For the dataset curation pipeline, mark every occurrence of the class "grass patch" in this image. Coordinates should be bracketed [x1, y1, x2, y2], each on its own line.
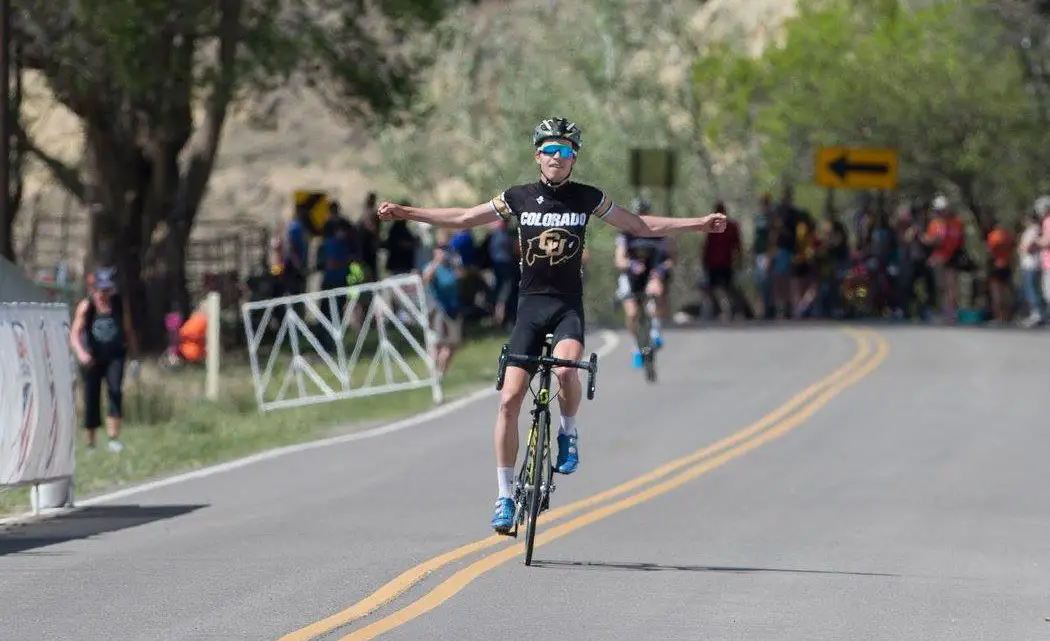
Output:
[0, 333, 508, 517]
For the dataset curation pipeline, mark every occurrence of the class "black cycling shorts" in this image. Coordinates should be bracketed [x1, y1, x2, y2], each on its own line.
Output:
[506, 293, 585, 375]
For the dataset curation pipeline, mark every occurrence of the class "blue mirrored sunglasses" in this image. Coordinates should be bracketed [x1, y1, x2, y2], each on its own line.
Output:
[539, 144, 576, 159]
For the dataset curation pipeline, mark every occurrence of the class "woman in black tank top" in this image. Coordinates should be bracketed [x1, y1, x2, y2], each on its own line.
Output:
[69, 268, 139, 452]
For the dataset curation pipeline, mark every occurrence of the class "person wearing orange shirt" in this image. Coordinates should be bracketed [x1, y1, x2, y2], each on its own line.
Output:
[923, 195, 966, 320]
[178, 309, 208, 363]
[985, 219, 1014, 323]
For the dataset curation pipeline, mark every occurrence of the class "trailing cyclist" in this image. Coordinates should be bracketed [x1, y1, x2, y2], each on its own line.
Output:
[376, 117, 727, 534]
[614, 197, 674, 368]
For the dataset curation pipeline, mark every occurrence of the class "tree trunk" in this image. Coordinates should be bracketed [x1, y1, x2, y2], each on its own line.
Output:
[159, 225, 191, 317]
[143, 139, 192, 333]
[84, 125, 171, 351]
[0, 201, 12, 261]
[1, 40, 23, 263]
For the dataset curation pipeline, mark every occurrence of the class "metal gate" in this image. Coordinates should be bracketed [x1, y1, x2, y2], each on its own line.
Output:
[241, 274, 444, 412]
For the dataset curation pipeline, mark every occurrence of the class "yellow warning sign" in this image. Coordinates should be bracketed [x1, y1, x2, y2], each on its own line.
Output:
[814, 147, 898, 190]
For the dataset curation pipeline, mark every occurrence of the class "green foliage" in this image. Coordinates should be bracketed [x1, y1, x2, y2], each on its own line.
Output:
[371, 0, 720, 204]
[693, 0, 1049, 216]
[15, 0, 460, 344]
[19, 0, 455, 131]
[368, 0, 731, 323]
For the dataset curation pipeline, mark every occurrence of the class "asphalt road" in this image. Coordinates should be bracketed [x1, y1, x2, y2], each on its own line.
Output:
[1, 325, 1047, 641]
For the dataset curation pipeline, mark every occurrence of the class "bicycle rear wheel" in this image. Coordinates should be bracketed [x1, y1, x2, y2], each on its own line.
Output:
[524, 407, 549, 566]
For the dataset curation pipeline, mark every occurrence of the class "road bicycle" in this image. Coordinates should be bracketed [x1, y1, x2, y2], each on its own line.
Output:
[495, 333, 598, 566]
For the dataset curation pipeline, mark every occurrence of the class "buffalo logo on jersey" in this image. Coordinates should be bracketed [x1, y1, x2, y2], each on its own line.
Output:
[525, 228, 582, 266]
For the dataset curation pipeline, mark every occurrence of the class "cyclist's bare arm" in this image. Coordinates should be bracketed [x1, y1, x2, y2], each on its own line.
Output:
[378, 201, 500, 229]
[602, 204, 726, 236]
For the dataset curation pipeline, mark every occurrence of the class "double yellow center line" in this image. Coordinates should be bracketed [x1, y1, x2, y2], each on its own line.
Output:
[280, 327, 889, 641]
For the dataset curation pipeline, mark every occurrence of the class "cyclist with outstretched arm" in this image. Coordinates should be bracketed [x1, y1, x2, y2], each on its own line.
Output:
[377, 117, 727, 534]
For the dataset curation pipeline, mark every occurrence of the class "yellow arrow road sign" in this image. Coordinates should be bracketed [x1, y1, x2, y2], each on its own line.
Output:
[814, 147, 898, 190]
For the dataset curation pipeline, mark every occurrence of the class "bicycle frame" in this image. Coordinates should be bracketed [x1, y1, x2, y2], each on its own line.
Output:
[624, 291, 658, 382]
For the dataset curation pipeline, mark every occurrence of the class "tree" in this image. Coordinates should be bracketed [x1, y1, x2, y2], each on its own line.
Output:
[0, 36, 25, 263]
[992, 0, 1050, 127]
[15, 0, 453, 346]
[692, 0, 1048, 216]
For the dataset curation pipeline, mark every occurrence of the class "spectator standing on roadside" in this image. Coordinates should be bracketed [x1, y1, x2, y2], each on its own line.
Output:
[985, 216, 1015, 324]
[1033, 196, 1050, 318]
[282, 215, 308, 296]
[924, 195, 966, 321]
[1018, 207, 1045, 327]
[68, 268, 139, 453]
[485, 217, 516, 328]
[752, 193, 776, 319]
[896, 203, 935, 320]
[318, 218, 351, 292]
[358, 192, 381, 282]
[772, 186, 805, 317]
[422, 241, 464, 376]
[384, 208, 422, 323]
[701, 201, 751, 320]
[384, 207, 420, 277]
[792, 213, 820, 317]
[816, 210, 850, 318]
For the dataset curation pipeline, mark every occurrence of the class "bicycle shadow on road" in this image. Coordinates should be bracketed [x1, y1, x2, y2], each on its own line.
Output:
[0, 504, 208, 557]
[531, 559, 898, 578]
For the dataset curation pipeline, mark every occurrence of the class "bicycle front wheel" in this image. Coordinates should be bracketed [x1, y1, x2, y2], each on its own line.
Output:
[524, 409, 548, 566]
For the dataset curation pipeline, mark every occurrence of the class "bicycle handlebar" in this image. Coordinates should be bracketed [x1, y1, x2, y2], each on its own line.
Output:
[495, 346, 599, 400]
[505, 353, 592, 371]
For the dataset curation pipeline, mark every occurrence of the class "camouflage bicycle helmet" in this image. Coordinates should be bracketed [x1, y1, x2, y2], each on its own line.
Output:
[532, 117, 583, 150]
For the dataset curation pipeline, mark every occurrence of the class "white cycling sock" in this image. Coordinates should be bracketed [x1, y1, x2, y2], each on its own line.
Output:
[559, 414, 577, 436]
[497, 467, 515, 499]
[651, 317, 662, 331]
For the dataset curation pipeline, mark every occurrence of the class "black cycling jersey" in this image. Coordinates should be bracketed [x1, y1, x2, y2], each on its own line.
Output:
[616, 233, 670, 267]
[489, 180, 614, 297]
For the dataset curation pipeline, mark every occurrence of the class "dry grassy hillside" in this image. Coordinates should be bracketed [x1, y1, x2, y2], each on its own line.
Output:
[14, 0, 796, 266]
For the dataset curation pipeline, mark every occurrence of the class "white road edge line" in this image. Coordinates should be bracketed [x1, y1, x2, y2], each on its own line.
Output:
[1, 329, 621, 523]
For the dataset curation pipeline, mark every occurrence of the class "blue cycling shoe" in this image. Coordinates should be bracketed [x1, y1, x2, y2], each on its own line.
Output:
[631, 350, 643, 368]
[651, 331, 664, 349]
[491, 497, 515, 534]
[556, 432, 579, 474]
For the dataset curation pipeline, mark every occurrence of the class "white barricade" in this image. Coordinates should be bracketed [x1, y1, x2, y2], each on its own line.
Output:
[241, 273, 444, 412]
[0, 303, 77, 509]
